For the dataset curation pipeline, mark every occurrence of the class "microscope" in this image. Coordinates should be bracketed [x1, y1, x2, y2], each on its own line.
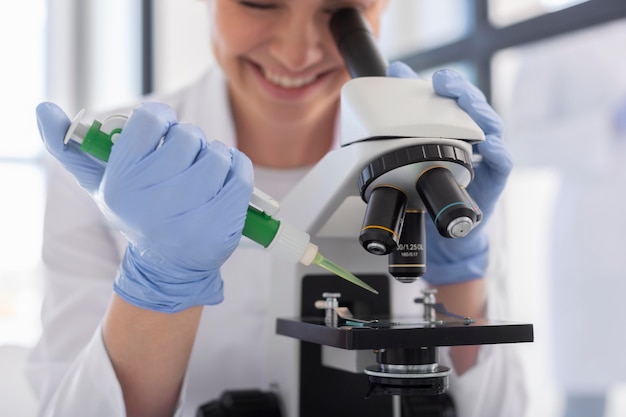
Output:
[198, 8, 533, 417]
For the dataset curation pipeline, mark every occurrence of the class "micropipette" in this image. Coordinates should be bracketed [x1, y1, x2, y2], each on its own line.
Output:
[63, 110, 378, 295]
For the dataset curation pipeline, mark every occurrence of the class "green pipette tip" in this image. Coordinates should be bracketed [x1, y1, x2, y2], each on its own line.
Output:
[312, 252, 379, 295]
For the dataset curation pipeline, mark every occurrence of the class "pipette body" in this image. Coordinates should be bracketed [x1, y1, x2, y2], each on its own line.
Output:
[63, 111, 378, 294]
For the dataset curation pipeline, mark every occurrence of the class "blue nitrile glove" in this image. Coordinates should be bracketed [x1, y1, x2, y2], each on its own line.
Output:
[387, 61, 513, 285]
[39, 101, 254, 312]
[36, 102, 106, 193]
[98, 102, 254, 312]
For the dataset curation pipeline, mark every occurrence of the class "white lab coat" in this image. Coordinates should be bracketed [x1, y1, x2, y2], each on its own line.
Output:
[26, 66, 527, 417]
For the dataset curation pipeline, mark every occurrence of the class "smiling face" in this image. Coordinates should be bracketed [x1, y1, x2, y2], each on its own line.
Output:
[207, 0, 388, 126]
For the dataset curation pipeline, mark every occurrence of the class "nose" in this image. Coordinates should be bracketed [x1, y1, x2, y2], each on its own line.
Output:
[268, 14, 324, 72]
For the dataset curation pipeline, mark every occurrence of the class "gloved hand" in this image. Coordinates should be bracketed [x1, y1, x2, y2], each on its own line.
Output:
[39, 101, 254, 312]
[36, 102, 106, 194]
[387, 61, 513, 285]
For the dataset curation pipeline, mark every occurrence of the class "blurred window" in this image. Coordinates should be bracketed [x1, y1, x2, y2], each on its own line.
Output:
[89, 0, 142, 112]
[0, 0, 142, 347]
[380, 0, 473, 59]
[0, 1, 47, 346]
[393, 2, 626, 415]
[489, 0, 590, 27]
[491, 20, 626, 416]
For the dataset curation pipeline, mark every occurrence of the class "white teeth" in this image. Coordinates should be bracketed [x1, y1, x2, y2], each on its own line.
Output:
[263, 69, 316, 88]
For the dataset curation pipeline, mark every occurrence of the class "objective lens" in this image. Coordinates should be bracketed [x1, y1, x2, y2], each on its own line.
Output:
[389, 210, 425, 283]
[359, 186, 407, 255]
[416, 167, 477, 238]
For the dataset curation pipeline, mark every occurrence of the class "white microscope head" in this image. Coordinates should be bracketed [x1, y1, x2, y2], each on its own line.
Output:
[339, 76, 485, 147]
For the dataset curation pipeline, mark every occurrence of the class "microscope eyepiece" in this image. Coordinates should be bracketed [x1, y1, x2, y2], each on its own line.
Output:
[329, 8, 388, 78]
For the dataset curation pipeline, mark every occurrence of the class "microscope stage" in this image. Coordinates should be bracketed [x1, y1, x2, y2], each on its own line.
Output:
[276, 316, 534, 349]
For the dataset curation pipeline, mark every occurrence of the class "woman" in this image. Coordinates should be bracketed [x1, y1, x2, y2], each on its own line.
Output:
[29, 1, 522, 416]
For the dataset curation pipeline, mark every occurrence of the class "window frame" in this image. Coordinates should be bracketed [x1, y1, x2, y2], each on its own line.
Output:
[391, 0, 626, 100]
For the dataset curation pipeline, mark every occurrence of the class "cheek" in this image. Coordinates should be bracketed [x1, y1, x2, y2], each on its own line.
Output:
[215, 26, 277, 68]
[211, 19, 246, 58]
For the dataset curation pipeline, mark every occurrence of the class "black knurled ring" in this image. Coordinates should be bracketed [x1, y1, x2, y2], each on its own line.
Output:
[358, 143, 473, 195]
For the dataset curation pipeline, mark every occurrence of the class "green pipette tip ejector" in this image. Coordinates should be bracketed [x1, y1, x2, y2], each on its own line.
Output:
[64, 111, 379, 295]
[312, 252, 378, 295]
